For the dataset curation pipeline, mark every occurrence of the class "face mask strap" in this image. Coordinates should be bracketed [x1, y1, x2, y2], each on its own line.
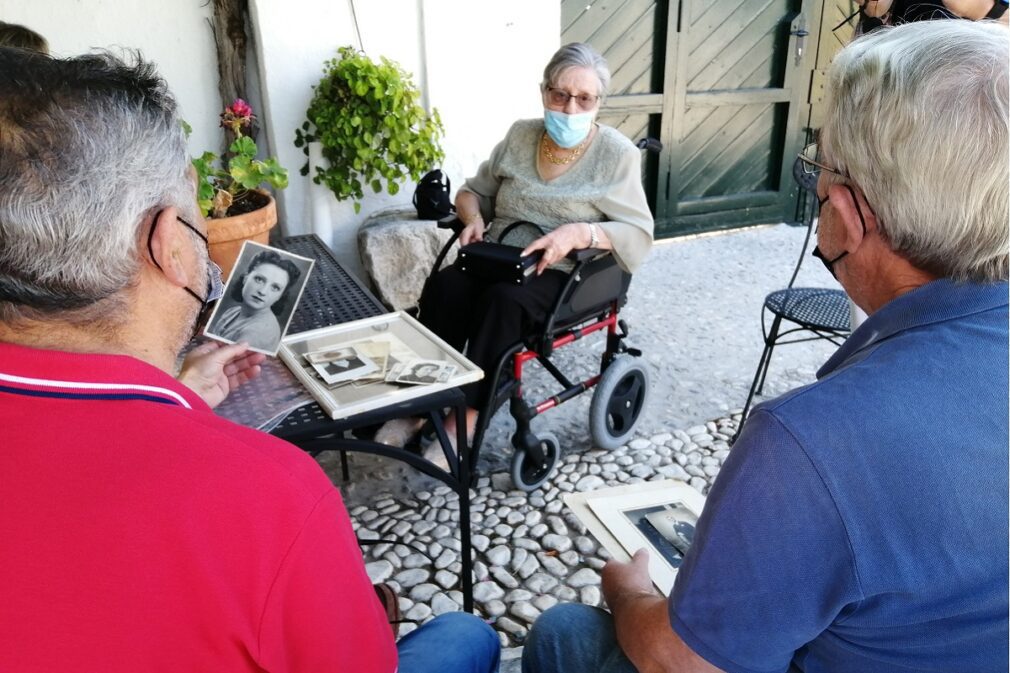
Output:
[812, 185, 869, 279]
[146, 210, 216, 306]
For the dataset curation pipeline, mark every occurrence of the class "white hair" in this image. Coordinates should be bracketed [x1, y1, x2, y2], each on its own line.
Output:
[0, 49, 196, 324]
[821, 20, 1009, 283]
[541, 42, 612, 99]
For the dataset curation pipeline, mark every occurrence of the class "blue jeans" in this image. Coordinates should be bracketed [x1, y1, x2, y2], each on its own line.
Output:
[398, 612, 501, 673]
[522, 604, 638, 673]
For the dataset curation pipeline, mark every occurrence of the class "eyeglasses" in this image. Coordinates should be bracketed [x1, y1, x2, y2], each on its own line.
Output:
[545, 87, 600, 112]
[798, 143, 845, 177]
[177, 217, 225, 304]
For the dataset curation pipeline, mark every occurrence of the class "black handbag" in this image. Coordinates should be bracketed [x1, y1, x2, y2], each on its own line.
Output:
[455, 241, 543, 285]
[413, 169, 454, 220]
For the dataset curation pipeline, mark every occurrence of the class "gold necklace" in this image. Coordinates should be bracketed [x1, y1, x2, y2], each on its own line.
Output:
[541, 132, 590, 165]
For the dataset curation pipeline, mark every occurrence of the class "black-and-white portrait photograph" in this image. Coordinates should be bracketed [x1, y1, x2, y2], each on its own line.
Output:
[305, 346, 379, 386]
[388, 359, 457, 386]
[623, 502, 698, 568]
[203, 241, 314, 355]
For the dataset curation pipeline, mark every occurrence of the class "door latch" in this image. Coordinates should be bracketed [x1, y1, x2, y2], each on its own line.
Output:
[791, 25, 810, 65]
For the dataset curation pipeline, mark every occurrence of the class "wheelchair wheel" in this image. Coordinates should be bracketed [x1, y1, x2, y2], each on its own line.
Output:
[589, 356, 649, 450]
[510, 432, 561, 492]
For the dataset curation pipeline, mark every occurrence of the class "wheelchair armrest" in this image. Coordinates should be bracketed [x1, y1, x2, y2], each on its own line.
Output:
[437, 215, 464, 234]
[566, 247, 608, 262]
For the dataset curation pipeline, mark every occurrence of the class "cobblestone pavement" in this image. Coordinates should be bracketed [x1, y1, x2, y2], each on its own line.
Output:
[343, 412, 741, 652]
[315, 223, 846, 656]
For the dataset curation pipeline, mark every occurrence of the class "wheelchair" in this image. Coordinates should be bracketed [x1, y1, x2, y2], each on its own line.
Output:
[422, 214, 650, 491]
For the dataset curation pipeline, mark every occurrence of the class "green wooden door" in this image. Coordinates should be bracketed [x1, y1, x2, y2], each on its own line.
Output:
[563, 0, 816, 237]
[562, 0, 668, 212]
[807, 0, 857, 131]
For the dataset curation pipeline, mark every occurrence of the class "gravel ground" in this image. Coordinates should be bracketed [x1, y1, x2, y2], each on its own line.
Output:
[314, 223, 847, 659]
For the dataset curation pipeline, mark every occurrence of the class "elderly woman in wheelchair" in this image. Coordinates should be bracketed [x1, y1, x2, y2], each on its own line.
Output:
[375, 42, 654, 488]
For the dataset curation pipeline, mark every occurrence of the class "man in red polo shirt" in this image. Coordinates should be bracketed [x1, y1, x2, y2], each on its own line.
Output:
[0, 48, 498, 673]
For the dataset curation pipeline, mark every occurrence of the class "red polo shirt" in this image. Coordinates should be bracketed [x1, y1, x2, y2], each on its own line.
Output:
[0, 342, 396, 672]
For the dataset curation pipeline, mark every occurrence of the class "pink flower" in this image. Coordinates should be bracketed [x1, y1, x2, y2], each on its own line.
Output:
[220, 99, 255, 136]
[227, 98, 253, 118]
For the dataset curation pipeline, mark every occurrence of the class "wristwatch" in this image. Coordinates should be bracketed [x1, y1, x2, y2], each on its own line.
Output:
[986, 0, 1008, 19]
[588, 222, 599, 248]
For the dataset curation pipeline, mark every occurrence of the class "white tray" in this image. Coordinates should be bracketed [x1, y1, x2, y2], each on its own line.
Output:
[279, 311, 483, 420]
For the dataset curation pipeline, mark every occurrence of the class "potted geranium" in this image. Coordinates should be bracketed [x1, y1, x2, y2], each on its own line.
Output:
[191, 99, 288, 278]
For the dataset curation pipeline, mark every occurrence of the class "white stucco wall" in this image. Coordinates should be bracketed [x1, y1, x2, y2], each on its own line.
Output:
[4, 0, 559, 279]
[0, 0, 221, 166]
[250, 0, 559, 278]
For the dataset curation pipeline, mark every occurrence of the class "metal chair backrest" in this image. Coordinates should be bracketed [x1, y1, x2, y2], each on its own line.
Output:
[784, 156, 821, 289]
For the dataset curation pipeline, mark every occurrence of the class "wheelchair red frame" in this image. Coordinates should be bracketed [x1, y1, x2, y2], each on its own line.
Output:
[424, 216, 649, 491]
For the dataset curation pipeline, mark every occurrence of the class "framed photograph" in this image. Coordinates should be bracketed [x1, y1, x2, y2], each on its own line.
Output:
[278, 311, 483, 420]
[203, 241, 314, 356]
[565, 480, 706, 595]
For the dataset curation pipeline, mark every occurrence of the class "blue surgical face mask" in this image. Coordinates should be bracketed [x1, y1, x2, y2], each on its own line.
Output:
[543, 109, 595, 148]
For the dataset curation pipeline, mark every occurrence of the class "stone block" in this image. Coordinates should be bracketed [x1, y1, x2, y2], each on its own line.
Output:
[357, 207, 458, 310]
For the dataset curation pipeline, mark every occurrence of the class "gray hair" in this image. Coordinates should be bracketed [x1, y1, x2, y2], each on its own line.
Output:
[821, 20, 1009, 283]
[0, 48, 195, 324]
[541, 42, 611, 99]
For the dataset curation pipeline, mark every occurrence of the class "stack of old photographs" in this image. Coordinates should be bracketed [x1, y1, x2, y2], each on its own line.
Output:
[278, 311, 483, 421]
[302, 335, 458, 391]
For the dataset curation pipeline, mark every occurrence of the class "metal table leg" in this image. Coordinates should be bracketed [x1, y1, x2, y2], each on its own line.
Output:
[453, 399, 474, 613]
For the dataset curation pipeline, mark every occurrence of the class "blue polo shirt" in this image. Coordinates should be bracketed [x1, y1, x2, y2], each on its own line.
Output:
[669, 280, 1009, 673]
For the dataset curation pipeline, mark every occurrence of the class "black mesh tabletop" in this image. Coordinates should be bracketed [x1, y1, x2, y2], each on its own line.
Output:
[268, 234, 388, 438]
[277, 234, 385, 332]
[765, 287, 850, 331]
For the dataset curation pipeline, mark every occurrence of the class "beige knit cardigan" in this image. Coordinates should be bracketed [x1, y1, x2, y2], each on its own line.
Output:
[458, 118, 654, 273]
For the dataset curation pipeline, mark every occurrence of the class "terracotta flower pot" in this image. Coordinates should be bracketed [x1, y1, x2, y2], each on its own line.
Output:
[207, 192, 277, 280]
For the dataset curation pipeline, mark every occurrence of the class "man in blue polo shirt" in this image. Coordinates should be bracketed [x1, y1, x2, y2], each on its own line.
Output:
[523, 19, 1008, 673]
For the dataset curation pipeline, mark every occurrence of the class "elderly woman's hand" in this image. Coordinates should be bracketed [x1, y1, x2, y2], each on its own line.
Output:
[522, 222, 591, 275]
[459, 219, 486, 246]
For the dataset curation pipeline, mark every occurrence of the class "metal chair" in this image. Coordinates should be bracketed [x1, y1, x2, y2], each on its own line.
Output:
[735, 158, 851, 437]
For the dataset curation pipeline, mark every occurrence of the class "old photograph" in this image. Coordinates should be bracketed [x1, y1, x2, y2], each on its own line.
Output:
[622, 502, 698, 568]
[305, 346, 379, 386]
[571, 480, 707, 595]
[203, 241, 314, 356]
[387, 359, 458, 386]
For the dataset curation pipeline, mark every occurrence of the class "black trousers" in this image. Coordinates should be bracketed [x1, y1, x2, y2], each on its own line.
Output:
[418, 265, 568, 408]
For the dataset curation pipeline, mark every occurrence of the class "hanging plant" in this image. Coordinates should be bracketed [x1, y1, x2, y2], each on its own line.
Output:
[294, 46, 445, 213]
